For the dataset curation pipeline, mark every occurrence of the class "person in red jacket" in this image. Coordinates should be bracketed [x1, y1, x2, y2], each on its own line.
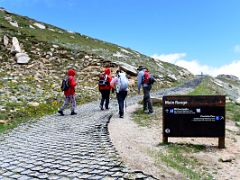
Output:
[58, 69, 77, 116]
[99, 67, 112, 110]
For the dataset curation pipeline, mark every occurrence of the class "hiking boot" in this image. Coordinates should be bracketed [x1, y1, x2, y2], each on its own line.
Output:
[148, 111, 154, 115]
[105, 107, 110, 110]
[58, 110, 64, 116]
[119, 115, 124, 118]
[144, 109, 149, 114]
[70, 111, 77, 115]
[99, 105, 104, 111]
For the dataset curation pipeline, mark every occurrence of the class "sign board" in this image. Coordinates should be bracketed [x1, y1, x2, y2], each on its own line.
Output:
[162, 96, 225, 148]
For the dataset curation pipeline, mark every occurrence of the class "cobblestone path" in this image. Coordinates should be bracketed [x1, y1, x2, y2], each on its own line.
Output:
[0, 77, 203, 179]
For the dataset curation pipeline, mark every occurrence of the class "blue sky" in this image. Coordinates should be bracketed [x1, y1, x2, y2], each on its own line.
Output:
[1, 0, 240, 77]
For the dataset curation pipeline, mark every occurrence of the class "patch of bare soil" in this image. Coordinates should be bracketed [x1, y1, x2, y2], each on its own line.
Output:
[109, 104, 240, 180]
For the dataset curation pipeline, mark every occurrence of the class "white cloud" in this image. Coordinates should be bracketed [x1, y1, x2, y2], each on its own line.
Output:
[234, 44, 240, 53]
[152, 53, 186, 64]
[151, 53, 240, 79]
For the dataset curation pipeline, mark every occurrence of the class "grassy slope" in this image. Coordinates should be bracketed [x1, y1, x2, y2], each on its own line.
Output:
[0, 9, 193, 134]
[189, 76, 240, 124]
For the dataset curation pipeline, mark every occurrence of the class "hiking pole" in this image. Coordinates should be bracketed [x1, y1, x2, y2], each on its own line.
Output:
[125, 97, 127, 110]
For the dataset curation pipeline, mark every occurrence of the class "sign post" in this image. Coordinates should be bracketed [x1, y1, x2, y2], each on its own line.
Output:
[162, 96, 225, 148]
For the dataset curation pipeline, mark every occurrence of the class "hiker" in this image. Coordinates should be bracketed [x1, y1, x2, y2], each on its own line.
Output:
[98, 67, 112, 110]
[58, 69, 77, 116]
[111, 70, 129, 118]
[137, 66, 154, 114]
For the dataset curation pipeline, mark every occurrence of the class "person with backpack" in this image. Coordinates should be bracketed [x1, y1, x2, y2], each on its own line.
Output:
[111, 70, 129, 118]
[98, 67, 112, 110]
[58, 69, 77, 116]
[137, 66, 155, 114]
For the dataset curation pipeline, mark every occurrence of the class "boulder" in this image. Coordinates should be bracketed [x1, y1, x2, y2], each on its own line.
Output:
[11, 37, 21, 54]
[15, 53, 30, 64]
[4, 16, 12, 21]
[9, 21, 18, 28]
[3, 35, 9, 47]
[113, 61, 137, 76]
[33, 23, 46, 29]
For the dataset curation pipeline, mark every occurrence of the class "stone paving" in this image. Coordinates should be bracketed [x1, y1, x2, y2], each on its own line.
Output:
[0, 77, 203, 179]
[0, 100, 158, 179]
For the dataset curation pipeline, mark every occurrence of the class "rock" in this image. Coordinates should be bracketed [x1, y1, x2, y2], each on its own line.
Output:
[15, 53, 30, 64]
[28, 102, 40, 107]
[168, 74, 177, 81]
[0, 120, 8, 125]
[9, 21, 18, 28]
[29, 25, 35, 29]
[236, 122, 240, 127]
[226, 125, 239, 132]
[151, 97, 163, 105]
[52, 45, 59, 48]
[236, 97, 240, 105]
[49, 28, 55, 32]
[47, 51, 53, 56]
[33, 23, 46, 29]
[11, 37, 21, 54]
[4, 16, 12, 21]
[3, 35, 9, 47]
[113, 61, 138, 76]
[219, 155, 235, 162]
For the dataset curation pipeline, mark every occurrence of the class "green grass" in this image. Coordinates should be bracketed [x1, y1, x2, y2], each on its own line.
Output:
[188, 76, 220, 95]
[189, 76, 240, 124]
[0, 101, 59, 133]
[226, 102, 240, 125]
[0, 93, 97, 134]
[132, 105, 160, 127]
[150, 143, 212, 180]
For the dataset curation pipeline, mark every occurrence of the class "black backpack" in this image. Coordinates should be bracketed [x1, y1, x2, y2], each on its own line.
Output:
[61, 78, 69, 91]
[98, 74, 109, 86]
[148, 75, 156, 85]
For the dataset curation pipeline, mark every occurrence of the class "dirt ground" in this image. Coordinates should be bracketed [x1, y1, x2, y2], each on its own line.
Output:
[109, 104, 240, 180]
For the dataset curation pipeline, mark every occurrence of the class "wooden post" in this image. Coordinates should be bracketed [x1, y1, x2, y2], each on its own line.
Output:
[163, 135, 168, 144]
[218, 137, 225, 149]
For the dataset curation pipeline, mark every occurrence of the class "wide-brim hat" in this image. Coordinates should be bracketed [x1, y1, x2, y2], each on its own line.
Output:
[137, 65, 145, 71]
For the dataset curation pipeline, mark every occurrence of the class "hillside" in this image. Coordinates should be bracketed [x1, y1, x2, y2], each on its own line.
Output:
[0, 8, 193, 124]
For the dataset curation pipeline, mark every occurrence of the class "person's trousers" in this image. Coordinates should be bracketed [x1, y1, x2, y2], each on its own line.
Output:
[117, 91, 128, 116]
[100, 90, 110, 109]
[59, 95, 76, 112]
[143, 87, 153, 113]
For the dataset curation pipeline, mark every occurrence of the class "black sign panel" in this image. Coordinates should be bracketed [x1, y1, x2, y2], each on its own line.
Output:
[163, 96, 225, 137]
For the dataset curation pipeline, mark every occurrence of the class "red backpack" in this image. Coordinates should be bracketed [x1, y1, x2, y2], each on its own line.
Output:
[143, 70, 150, 84]
[143, 70, 155, 85]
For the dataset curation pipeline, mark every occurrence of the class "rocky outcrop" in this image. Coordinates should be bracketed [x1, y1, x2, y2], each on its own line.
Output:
[112, 61, 137, 76]
[11, 37, 21, 54]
